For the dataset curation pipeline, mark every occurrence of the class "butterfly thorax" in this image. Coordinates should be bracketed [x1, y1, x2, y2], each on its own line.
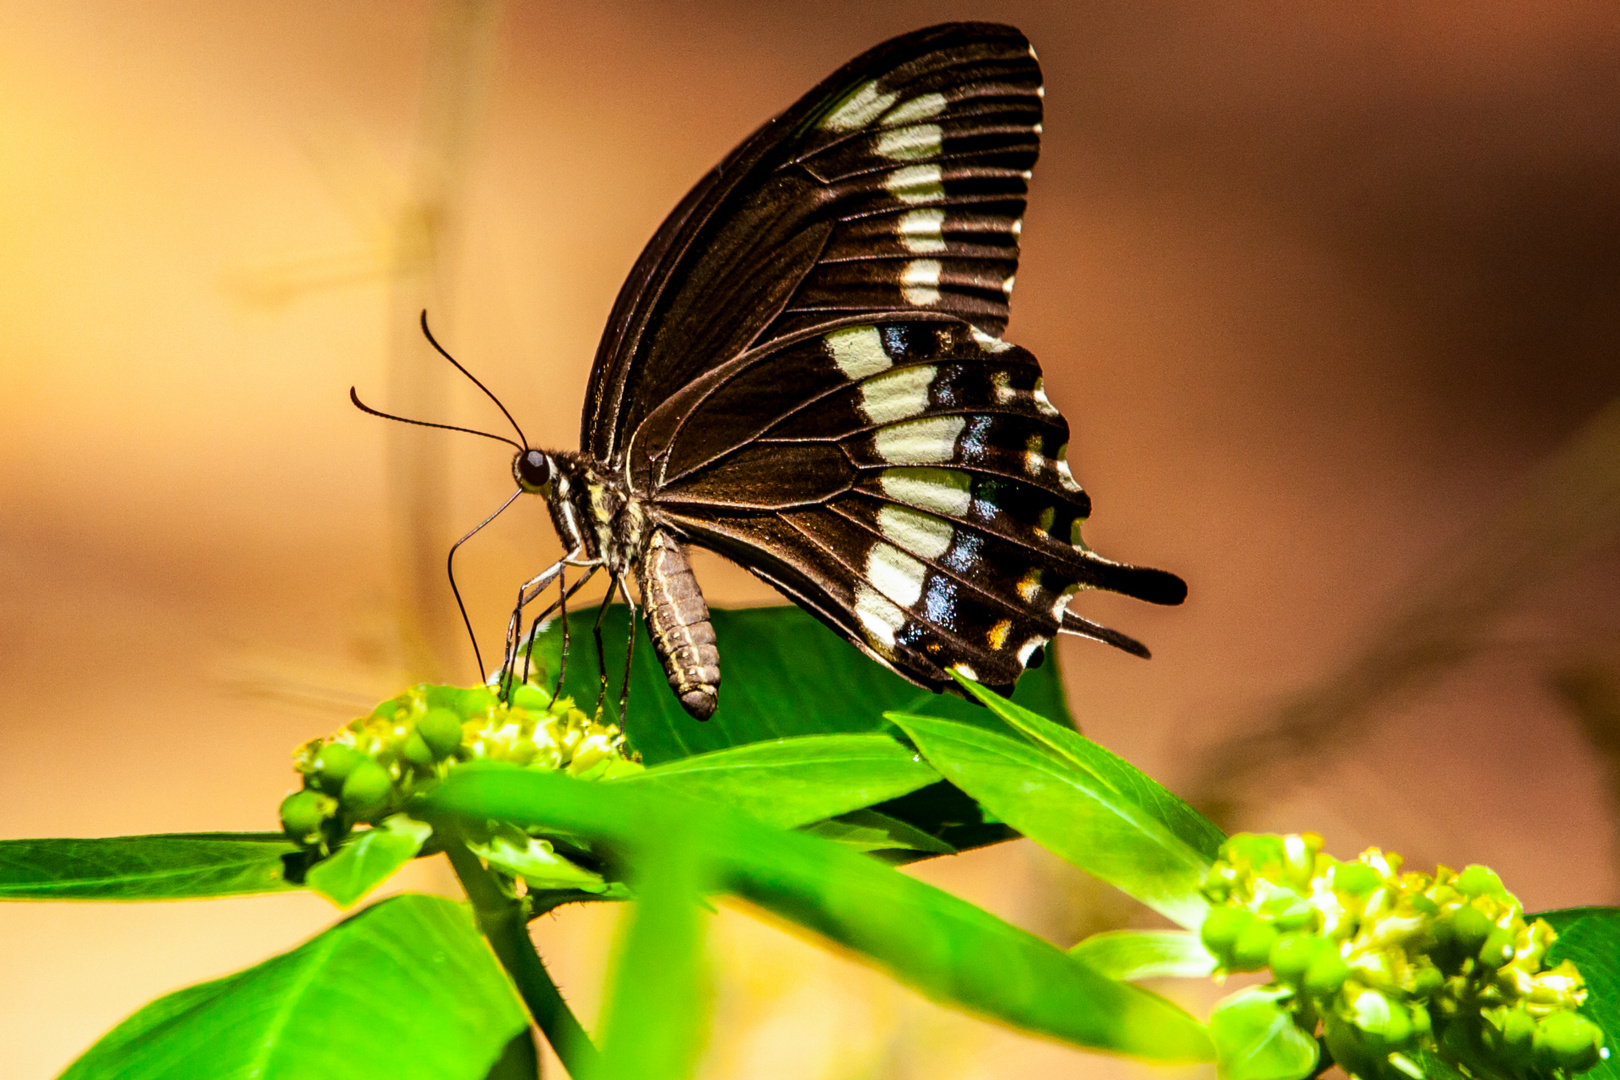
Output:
[545, 452, 649, 575]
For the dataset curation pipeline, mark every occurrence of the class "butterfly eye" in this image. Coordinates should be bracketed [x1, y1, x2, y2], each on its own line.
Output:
[514, 450, 552, 492]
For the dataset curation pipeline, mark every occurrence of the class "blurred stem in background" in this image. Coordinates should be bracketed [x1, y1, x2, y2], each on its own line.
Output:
[385, 0, 504, 681]
[1191, 396, 1620, 828]
[223, 0, 506, 687]
[1552, 666, 1620, 871]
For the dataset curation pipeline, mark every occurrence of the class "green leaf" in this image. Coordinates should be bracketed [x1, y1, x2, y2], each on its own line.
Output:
[1070, 930, 1217, 980]
[597, 827, 711, 1080]
[888, 713, 1213, 929]
[483, 1031, 539, 1080]
[531, 604, 1075, 764]
[615, 734, 940, 829]
[421, 765, 1214, 1063]
[1537, 907, 1620, 1080]
[469, 827, 607, 892]
[0, 833, 301, 900]
[306, 815, 433, 909]
[1209, 985, 1320, 1080]
[61, 893, 528, 1080]
[866, 780, 1018, 854]
[803, 809, 956, 856]
[953, 675, 1227, 861]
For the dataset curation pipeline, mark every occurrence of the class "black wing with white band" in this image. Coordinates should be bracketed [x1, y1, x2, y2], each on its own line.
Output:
[583, 23, 1041, 468]
[625, 315, 1184, 693]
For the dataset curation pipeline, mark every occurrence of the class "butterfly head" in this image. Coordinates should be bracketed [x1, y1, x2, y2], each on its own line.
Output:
[513, 448, 555, 493]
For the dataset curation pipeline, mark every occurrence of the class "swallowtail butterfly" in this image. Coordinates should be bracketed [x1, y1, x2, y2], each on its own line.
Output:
[374, 22, 1187, 721]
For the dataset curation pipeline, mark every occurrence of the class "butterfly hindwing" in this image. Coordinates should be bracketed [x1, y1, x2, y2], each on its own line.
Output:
[626, 314, 1182, 693]
[583, 23, 1042, 467]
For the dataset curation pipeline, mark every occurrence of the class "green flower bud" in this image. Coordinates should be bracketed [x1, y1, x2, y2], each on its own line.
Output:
[313, 742, 366, 793]
[1476, 924, 1515, 969]
[1409, 963, 1444, 999]
[1408, 1003, 1432, 1040]
[1534, 1012, 1604, 1072]
[1270, 902, 1318, 932]
[1304, 951, 1351, 998]
[424, 683, 462, 710]
[1231, 918, 1281, 971]
[1269, 933, 1320, 982]
[417, 707, 464, 759]
[370, 695, 409, 721]
[340, 759, 393, 817]
[1444, 904, 1494, 956]
[400, 730, 434, 769]
[456, 685, 497, 718]
[1201, 905, 1252, 959]
[1493, 1007, 1537, 1066]
[1333, 862, 1383, 896]
[1350, 987, 1415, 1050]
[1224, 833, 1288, 871]
[511, 683, 551, 713]
[279, 789, 332, 842]
[1455, 865, 1506, 899]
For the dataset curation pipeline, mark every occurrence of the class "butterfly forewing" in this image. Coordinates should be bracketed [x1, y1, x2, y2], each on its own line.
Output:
[583, 23, 1042, 466]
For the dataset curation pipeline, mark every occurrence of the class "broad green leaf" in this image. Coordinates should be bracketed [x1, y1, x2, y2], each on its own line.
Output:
[954, 676, 1227, 861]
[529, 604, 1074, 764]
[421, 765, 1214, 1063]
[889, 713, 1213, 929]
[615, 734, 939, 829]
[1537, 907, 1620, 1080]
[61, 893, 527, 1080]
[484, 1032, 540, 1080]
[867, 780, 1018, 854]
[469, 827, 607, 892]
[0, 833, 301, 900]
[803, 809, 956, 856]
[1070, 930, 1217, 980]
[1209, 985, 1320, 1080]
[597, 828, 710, 1080]
[306, 815, 433, 908]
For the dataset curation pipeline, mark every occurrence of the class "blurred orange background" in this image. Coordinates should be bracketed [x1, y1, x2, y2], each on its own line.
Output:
[4, 2, 1619, 1077]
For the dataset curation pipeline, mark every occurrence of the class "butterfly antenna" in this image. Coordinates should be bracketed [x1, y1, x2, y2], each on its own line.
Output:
[349, 387, 524, 452]
[419, 310, 530, 450]
[447, 488, 524, 683]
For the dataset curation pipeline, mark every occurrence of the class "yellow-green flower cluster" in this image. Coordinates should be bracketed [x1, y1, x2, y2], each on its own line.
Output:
[279, 681, 640, 849]
[1201, 832, 1606, 1080]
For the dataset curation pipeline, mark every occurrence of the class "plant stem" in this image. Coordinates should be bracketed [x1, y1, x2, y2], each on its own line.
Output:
[446, 841, 601, 1079]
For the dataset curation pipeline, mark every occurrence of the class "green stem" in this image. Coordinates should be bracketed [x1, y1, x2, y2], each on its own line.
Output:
[446, 841, 601, 1079]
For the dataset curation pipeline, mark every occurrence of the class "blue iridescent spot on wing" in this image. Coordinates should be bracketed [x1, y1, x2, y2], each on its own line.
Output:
[941, 529, 982, 573]
[923, 573, 960, 627]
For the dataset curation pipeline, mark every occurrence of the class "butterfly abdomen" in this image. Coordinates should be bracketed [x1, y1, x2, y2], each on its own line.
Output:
[637, 529, 720, 720]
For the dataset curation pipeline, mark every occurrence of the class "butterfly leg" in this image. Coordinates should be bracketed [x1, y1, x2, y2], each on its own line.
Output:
[615, 575, 639, 724]
[551, 569, 569, 698]
[590, 575, 619, 717]
[520, 565, 561, 687]
[500, 548, 591, 697]
[511, 563, 599, 700]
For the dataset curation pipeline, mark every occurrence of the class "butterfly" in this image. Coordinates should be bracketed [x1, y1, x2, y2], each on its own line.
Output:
[358, 22, 1185, 720]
